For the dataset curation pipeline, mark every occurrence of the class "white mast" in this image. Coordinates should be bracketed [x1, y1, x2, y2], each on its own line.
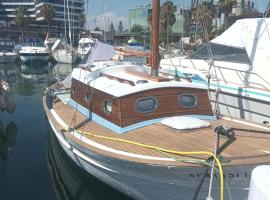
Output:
[66, 0, 72, 48]
[64, 0, 67, 39]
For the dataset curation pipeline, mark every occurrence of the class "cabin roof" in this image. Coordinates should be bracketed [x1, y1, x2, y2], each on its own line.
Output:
[72, 65, 208, 97]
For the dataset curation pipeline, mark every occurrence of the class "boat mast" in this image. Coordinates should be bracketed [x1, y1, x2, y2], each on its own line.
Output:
[151, 0, 160, 76]
[64, 0, 67, 40]
[67, 0, 72, 48]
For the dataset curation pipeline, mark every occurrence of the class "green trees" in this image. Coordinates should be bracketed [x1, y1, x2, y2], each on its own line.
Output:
[147, 1, 176, 46]
[130, 24, 144, 33]
[218, 0, 236, 28]
[118, 21, 123, 34]
[14, 6, 28, 39]
[109, 23, 115, 35]
[40, 4, 55, 33]
[160, 1, 177, 47]
[192, 2, 215, 41]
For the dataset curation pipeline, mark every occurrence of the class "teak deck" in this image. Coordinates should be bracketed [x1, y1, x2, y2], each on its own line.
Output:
[44, 97, 270, 167]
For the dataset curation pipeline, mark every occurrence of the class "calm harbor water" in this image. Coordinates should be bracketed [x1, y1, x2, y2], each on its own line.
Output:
[0, 62, 131, 200]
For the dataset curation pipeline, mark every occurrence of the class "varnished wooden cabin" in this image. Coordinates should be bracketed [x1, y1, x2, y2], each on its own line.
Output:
[70, 65, 213, 131]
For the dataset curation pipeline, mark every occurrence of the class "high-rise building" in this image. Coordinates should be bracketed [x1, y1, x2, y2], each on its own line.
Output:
[129, 4, 151, 31]
[0, 0, 85, 32]
[128, 4, 188, 34]
[0, 0, 35, 25]
[35, 0, 85, 30]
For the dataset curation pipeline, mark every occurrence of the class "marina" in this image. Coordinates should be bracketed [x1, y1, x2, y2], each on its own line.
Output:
[1, 0, 270, 199]
[1, 62, 132, 200]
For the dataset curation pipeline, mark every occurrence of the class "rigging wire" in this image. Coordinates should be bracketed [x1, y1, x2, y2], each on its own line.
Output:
[197, 3, 221, 118]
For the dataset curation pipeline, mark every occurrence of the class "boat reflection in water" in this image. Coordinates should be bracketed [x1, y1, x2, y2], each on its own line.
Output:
[46, 131, 131, 200]
[20, 63, 50, 81]
[0, 121, 17, 161]
[0, 80, 15, 113]
[51, 63, 73, 81]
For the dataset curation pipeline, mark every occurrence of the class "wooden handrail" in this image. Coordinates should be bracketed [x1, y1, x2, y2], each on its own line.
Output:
[125, 69, 170, 82]
[100, 72, 135, 86]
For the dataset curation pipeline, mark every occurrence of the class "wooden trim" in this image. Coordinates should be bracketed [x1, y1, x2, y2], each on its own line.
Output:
[125, 69, 170, 82]
[100, 72, 135, 86]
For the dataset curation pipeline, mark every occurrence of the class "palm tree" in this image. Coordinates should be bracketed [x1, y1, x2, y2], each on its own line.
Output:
[192, 2, 215, 42]
[14, 6, 28, 39]
[160, 1, 177, 48]
[218, 0, 236, 29]
[40, 4, 55, 33]
[118, 21, 123, 34]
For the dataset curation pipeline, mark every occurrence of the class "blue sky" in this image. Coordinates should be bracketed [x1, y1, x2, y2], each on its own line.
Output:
[86, 0, 269, 30]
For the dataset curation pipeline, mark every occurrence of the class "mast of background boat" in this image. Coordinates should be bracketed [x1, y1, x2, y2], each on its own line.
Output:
[66, 0, 72, 49]
[64, 0, 67, 40]
[151, 0, 160, 76]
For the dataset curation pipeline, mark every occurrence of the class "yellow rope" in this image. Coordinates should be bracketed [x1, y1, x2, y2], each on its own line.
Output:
[65, 127, 224, 200]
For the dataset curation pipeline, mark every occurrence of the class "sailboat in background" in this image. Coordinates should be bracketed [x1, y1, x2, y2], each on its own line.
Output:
[160, 18, 270, 125]
[77, 36, 95, 59]
[52, 0, 78, 64]
[43, 1, 270, 200]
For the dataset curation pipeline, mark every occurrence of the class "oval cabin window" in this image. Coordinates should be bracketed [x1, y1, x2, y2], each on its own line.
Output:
[179, 94, 197, 107]
[104, 100, 112, 113]
[137, 97, 158, 113]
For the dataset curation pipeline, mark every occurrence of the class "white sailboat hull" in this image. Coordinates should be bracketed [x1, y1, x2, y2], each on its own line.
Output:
[160, 57, 270, 124]
[19, 46, 50, 63]
[52, 49, 78, 64]
[20, 54, 50, 63]
[0, 52, 18, 63]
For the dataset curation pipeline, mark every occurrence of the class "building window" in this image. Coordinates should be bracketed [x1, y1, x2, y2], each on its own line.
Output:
[137, 97, 158, 113]
[104, 100, 112, 113]
[179, 94, 197, 108]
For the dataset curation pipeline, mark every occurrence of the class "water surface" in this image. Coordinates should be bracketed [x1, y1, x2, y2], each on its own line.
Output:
[0, 62, 129, 200]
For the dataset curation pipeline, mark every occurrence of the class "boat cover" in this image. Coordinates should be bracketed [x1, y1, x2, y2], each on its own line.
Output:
[79, 40, 116, 67]
[248, 165, 270, 200]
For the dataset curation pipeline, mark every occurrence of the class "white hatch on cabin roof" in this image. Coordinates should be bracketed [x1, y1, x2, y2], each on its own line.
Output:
[161, 116, 210, 130]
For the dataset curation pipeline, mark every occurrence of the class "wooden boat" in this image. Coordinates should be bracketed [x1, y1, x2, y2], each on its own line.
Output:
[46, 126, 132, 200]
[43, 1, 270, 199]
